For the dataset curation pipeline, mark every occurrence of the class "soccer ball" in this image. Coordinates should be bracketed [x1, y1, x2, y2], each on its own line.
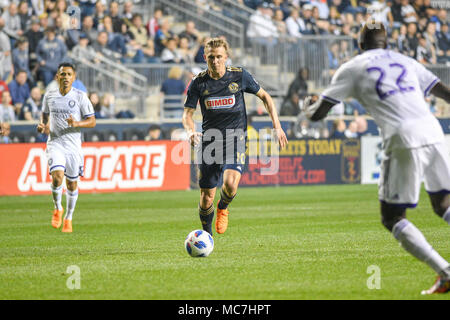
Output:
[184, 230, 214, 257]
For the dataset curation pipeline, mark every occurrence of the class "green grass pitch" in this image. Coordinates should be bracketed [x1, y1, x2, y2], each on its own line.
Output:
[0, 184, 449, 300]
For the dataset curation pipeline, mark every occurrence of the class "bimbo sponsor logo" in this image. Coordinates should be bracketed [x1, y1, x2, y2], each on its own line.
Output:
[17, 145, 167, 191]
[205, 95, 235, 109]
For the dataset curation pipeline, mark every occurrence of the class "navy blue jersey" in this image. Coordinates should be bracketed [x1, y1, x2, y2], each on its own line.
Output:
[184, 66, 260, 135]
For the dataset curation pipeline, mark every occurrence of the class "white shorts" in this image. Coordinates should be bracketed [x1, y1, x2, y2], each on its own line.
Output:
[46, 144, 84, 182]
[378, 142, 450, 208]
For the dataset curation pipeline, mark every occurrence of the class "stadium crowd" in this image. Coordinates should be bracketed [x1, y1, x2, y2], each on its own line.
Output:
[0, 0, 449, 142]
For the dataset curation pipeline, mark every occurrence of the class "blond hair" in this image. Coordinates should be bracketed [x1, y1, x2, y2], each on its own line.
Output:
[168, 66, 183, 79]
[205, 37, 231, 57]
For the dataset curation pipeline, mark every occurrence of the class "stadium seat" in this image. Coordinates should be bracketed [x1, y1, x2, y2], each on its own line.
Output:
[122, 129, 145, 141]
[10, 132, 25, 143]
[84, 130, 105, 142]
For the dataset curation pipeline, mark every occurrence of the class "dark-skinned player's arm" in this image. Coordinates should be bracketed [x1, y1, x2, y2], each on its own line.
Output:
[430, 82, 450, 104]
[255, 88, 288, 149]
[182, 107, 202, 146]
[37, 112, 50, 134]
[65, 115, 96, 128]
[301, 95, 337, 121]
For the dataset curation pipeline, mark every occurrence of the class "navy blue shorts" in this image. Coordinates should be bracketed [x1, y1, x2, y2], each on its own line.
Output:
[198, 163, 245, 189]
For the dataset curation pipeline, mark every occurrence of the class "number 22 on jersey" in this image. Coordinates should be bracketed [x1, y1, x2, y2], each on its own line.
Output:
[367, 63, 415, 100]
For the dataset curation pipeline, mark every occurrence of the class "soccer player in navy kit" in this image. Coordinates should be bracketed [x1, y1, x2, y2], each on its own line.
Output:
[183, 38, 288, 235]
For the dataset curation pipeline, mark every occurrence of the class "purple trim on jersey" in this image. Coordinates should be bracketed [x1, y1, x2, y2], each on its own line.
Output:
[379, 200, 417, 209]
[65, 173, 79, 180]
[426, 189, 450, 195]
[424, 78, 439, 97]
[84, 113, 95, 118]
[321, 95, 340, 104]
[49, 165, 65, 172]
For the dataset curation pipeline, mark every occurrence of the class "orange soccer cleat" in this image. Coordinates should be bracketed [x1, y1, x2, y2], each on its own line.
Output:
[62, 219, 72, 233]
[215, 206, 229, 234]
[51, 209, 64, 228]
[421, 277, 450, 295]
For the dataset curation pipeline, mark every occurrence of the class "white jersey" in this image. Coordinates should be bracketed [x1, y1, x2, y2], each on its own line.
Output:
[43, 87, 94, 150]
[321, 49, 443, 150]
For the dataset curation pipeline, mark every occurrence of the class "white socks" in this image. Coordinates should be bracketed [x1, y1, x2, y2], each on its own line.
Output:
[65, 189, 79, 221]
[443, 207, 450, 225]
[393, 219, 450, 277]
[51, 184, 63, 211]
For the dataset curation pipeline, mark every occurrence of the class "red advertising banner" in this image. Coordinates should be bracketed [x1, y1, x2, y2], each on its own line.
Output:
[0, 141, 190, 196]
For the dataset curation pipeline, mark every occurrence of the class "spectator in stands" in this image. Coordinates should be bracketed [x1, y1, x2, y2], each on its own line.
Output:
[54, 0, 70, 30]
[0, 121, 11, 143]
[36, 27, 68, 85]
[0, 79, 9, 97]
[8, 70, 30, 116]
[311, 0, 330, 20]
[273, 9, 288, 37]
[0, 91, 15, 122]
[160, 66, 186, 119]
[71, 33, 97, 63]
[145, 124, 163, 141]
[99, 93, 116, 119]
[161, 37, 184, 63]
[178, 21, 201, 50]
[88, 92, 104, 119]
[129, 14, 148, 47]
[122, 1, 135, 27]
[109, 1, 123, 33]
[29, 0, 45, 17]
[328, 41, 340, 76]
[436, 23, 450, 64]
[355, 116, 368, 137]
[397, 23, 409, 54]
[101, 15, 128, 58]
[415, 0, 436, 20]
[154, 18, 175, 56]
[92, 31, 123, 62]
[400, 0, 418, 24]
[328, 6, 344, 30]
[423, 22, 439, 55]
[93, 1, 107, 30]
[246, 2, 278, 41]
[79, 0, 97, 18]
[330, 119, 347, 139]
[39, 13, 49, 32]
[391, 0, 404, 25]
[0, 17, 13, 81]
[127, 12, 158, 62]
[344, 120, 358, 138]
[416, 35, 436, 65]
[178, 36, 195, 64]
[25, 17, 44, 60]
[1, 2, 22, 40]
[146, 7, 163, 39]
[12, 38, 34, 85]
[367, 0, 394, 29]
[18, 1, 31, 31]
[285, 8, 305, 39]
[388, 28, 400, 51]
[194, 36, 209, 63]
[433, 9, 447, 32]
[20, 86, 42, 120]
[280, 67, 309, 116]
[301, 4, 320, 35]
[81, 15, 99, 44]
[405, 22, 419, 57]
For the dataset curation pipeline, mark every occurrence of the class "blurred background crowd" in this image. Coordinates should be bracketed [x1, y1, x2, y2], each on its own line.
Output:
[0, 0, 448, 142]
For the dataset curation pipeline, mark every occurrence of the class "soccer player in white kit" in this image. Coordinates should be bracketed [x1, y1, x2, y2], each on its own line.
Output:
[303, 22, 450, 294]
[37, 63, 96, 233]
